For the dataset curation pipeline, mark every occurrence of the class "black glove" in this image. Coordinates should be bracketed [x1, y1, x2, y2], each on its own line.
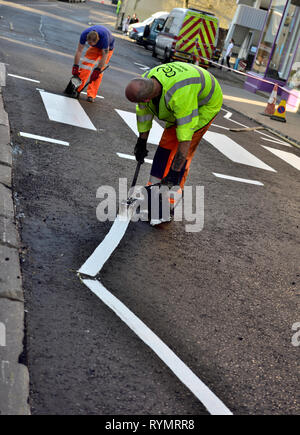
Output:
[161, 168, 181, 188]
[134, 137, 148, 164]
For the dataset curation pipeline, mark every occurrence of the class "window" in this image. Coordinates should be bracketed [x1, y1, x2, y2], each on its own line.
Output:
[252, 0, 286, 76]
[266, 2, 300, 80]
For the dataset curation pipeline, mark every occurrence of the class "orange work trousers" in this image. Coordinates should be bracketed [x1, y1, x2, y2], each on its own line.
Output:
[77, 47, 114, 98]
[149, 119, 214, 190]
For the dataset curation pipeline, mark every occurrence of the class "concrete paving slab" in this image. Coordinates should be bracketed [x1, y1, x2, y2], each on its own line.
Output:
[0, 184, 14, 219]
[0, 124, 11, 147]
[0, 245, 23, 302]
[0, 216, 19, 248]
[0, 144, 12, 167]
[0, 63, 6, 87]
[0, 96, 8, 127]
[0, 164, 11, 187]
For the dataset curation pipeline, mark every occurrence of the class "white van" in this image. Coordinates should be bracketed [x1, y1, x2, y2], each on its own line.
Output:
[153, 8, 219, 68]
[128, 11, 169, 42]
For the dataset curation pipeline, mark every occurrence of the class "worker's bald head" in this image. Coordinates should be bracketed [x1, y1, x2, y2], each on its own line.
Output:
[125, 78, 155, 103]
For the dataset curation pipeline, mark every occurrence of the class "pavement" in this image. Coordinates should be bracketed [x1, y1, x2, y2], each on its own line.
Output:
[210, 65, 300, 148]
[0, 63, 30, 415]
[0, 54, 299, 414]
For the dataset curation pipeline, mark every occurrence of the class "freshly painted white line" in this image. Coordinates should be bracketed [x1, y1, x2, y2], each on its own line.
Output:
[134, 62, 150, 70]
[39, 91, 97, 130]
[8, 73, 40, 83]
[81, 92, 104, 99]
[82, 278, 232, 416]
[260, 137, 291, 147]
[115, 109, 163, 145]
[220, 110, 290, 145]
[117, 152, 153, 164]
[78, 213, 133, 277]
[262, 146, 300, 171]
[211, 123, 230, 130]
[19, 132, 69, 146]
[204, 131, 276, 172]
[213, 173, 264, 186]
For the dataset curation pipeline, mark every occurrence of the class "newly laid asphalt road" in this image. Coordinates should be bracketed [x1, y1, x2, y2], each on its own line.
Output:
[0, 0, 299, 415]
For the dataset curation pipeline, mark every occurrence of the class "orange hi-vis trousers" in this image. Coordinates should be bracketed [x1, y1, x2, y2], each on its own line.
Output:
[77, 47, 114, 98]
[149, 119, 214, 190]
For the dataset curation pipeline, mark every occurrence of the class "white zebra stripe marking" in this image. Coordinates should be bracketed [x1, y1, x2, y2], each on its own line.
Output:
[39, 91, 97, 130]
[204, 132, 276, 172]
[115, 109, 163, 145]
[262, 146, 300, 171]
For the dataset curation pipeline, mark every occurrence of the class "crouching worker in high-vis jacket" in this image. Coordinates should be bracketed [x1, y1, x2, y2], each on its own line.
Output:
[125, 62, 223, 224]
[73, 25, 114, 102]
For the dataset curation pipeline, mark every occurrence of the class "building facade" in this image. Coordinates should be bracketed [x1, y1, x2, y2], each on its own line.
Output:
[243, 0, 300, 112]
[116, 0, 237, 29]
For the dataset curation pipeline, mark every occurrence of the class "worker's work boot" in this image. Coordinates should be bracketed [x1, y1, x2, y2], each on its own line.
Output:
[87, 96, 95, 103]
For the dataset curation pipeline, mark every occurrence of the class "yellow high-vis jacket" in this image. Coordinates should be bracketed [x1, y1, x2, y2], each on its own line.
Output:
[136, 62, 223, 142]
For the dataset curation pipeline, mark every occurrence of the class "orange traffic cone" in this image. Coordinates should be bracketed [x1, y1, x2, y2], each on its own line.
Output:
[271, 99, 287, 123]
[262, 84, 278, 116]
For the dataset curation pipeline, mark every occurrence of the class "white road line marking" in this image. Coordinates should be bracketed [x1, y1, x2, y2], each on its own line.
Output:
[204, 131, 276, 172]
[260, 137, 291, 147]
[39, 91, 97, 130]
[81, 92, 104, 99]
[82, 278, 233, 416]
[213, 173, 264, 186]
[223, 111, 232, 119]
[19, 132, 69, 146]
[117, 152, 153, 164]
[212, 123, 230, 130]
[134, 62, 150, 70]
[8, 73, 40, 83]
[262, 146, 300, 171]
[78, 213, 133, 277]
[115, 109, 163, 145]
[220, 110, 291, 146]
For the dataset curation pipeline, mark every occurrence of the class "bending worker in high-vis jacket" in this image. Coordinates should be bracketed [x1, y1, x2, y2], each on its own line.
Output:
[125, 62, 223, 193]
[72, 25, 114, 102]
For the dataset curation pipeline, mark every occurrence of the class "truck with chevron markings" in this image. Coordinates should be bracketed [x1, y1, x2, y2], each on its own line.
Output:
[153, 8, 219, 69]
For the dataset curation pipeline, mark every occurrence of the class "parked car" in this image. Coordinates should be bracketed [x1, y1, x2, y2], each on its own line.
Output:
[142, 16, 168, 50]
[128, 11, 169, 44]
[153, 8, 219, 68]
